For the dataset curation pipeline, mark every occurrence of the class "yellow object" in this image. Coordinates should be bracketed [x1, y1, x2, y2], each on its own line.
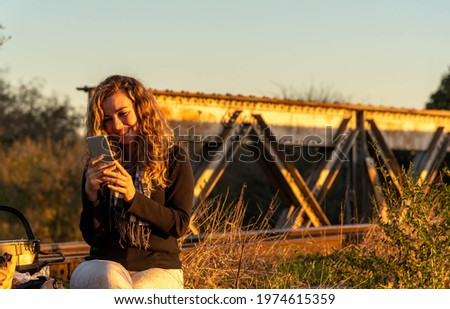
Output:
[0, 252, 16, 289]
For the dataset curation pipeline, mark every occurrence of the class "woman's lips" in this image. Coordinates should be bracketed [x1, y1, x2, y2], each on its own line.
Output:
[118, 127, 134, 143]
[122, 127, 131, 136]
[110, 127, 132, 143]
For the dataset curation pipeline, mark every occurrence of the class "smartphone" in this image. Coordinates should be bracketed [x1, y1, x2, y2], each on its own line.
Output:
[86, 135, 115, 162]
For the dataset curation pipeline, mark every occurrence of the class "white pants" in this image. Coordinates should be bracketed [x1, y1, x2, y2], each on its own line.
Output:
[69, 260, 184, 289]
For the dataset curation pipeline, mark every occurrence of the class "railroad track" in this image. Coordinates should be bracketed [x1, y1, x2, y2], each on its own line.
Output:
[40, 224, 374, 283]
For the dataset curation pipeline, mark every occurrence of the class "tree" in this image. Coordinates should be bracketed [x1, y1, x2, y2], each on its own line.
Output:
[0, 24, 11, 47]
[425, 67, 450, 110]
[0, 73, 83, 143]
[274, 82, 349, 103]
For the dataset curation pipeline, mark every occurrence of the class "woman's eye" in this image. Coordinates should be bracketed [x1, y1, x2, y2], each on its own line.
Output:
[119, 112, 129, 117]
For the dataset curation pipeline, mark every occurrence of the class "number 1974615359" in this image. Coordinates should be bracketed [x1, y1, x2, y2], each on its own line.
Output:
[256, 293, 335, 305]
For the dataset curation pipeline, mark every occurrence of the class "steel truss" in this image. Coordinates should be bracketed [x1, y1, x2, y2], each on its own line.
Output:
[189, 111, 449, 234]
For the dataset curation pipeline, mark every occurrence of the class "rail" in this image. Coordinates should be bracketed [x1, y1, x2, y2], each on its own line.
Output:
[40, 224, 374, 283]
[41, 224, 373, 256]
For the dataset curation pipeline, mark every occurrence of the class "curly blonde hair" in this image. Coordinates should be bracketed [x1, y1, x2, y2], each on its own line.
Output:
[85, 75, 174, 190]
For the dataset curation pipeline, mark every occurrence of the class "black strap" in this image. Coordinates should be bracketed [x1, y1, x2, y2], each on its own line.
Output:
[0, 205, 36, 240]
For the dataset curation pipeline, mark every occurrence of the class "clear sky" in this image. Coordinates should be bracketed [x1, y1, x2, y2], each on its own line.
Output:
[1, 0, 450, 111]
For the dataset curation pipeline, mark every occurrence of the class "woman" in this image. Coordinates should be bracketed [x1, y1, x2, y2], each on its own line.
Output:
[70, 75, 194, 289]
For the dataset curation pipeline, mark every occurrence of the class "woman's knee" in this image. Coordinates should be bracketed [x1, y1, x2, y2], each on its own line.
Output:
[132, 268, 184, 289]
[70, 260, 133, 289]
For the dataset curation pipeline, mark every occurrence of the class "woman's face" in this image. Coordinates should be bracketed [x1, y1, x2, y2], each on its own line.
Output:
[101, 91, 139, 145]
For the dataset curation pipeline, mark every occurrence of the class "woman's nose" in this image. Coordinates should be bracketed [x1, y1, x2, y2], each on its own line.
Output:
[112, 117, 123, 132]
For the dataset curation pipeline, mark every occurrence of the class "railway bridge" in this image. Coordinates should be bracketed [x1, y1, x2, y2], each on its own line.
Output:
[78, 87, 450, 233]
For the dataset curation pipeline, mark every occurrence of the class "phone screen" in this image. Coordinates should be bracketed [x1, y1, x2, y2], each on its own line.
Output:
[86, 135, 115, 162]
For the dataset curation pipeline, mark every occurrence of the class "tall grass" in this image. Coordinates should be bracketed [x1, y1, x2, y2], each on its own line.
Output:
[181, 190, 291, 289]
[180, 168, 449, 289]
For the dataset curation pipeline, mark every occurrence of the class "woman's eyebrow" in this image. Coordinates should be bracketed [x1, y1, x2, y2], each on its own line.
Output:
[116, 106, 129, 112]
[104, 106, 129, 117]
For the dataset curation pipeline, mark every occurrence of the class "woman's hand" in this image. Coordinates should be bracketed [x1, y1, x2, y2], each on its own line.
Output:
[102, 161, 136, 202]
[85, 156, 116, 202]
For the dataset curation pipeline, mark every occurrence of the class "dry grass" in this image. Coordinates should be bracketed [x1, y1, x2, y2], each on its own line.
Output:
[180, 189, 291, 289]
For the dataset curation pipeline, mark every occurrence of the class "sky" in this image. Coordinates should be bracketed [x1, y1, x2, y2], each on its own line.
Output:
[1, 0, 450, 111]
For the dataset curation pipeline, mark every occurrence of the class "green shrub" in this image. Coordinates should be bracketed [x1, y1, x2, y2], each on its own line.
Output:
[282, 169, 450, 288]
